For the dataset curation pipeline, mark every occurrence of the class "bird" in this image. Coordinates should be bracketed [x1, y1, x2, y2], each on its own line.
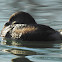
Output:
[1, 11, 62, 41]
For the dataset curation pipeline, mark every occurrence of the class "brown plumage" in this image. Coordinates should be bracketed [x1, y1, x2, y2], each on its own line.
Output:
[1, 11, 62, 41]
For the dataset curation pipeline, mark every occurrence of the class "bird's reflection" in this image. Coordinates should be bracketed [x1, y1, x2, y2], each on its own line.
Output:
[2, 45, 36, 62]
[1, 37, 62, 48]
[6, 48, 37, 56]
[12, 57, 32, 62]
[1, 38, 62, 62]
[1, 37, 59, 48]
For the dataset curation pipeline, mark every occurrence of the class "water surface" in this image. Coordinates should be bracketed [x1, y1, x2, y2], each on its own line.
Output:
[0, 0, 62, 62]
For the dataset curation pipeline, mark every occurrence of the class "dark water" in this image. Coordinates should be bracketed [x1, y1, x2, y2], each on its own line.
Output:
[0, 0, 62, 62]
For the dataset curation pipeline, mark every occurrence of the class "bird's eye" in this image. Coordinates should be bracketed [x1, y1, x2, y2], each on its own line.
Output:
[4, 22, 10, 26]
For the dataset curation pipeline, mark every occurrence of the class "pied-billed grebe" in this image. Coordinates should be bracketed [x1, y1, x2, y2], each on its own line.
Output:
[1, 11, 62, 41]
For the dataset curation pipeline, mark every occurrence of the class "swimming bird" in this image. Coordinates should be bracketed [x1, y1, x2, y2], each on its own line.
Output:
[1, 11, 62, 41]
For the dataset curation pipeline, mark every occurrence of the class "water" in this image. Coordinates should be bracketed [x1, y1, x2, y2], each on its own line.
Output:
[0, 0, 62, 62]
